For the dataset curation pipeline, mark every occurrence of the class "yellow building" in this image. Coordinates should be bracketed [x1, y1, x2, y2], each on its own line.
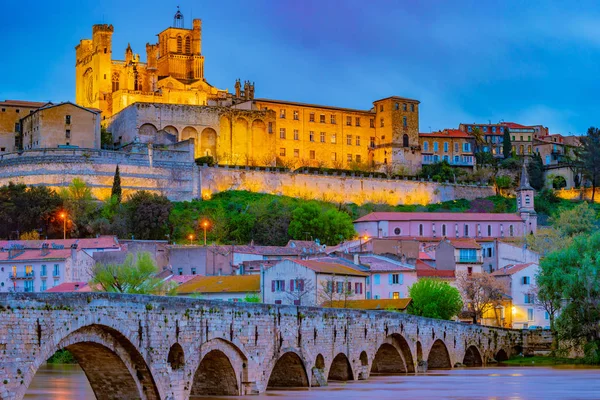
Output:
[75, 10, 230, 120]
[21, 102, 101, 150]
[419, 129, 475, 169]
[0, 100, 49, 153]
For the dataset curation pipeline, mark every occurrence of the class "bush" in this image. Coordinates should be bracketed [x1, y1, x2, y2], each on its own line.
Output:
[195, 156, 215, 166]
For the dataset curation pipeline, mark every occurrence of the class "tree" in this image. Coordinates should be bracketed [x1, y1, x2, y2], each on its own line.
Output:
[503, 127, 512, 159]
[101, 127, 113, 149]
[111, 165, 122, 204]
[494, 175, 512, 195]
[419, 160, 464, 183]
[91, 252, 174, 294]
[537, 232, 600, 362]
[525, 227, 571, 258]
[285, 276, 316, 306]
[551, 202, 597, 237]
[318, 275, 355, 308]
[456, 272, 507, 324]
[470, 127, 486, 155]
[20, 230, 40, 240]
[126, 191, 173, 240]
[60, 178, 97, 237]
[407, 278, 463, 320]
[527, 284, 561, 349]
[527, 152, 545, 191]
[288, 202, 355, 245]
[579, 127, 600, 202]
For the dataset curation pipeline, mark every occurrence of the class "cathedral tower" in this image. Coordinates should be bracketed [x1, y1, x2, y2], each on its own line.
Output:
[517, 163, 537, 234]
[157, 10, 204, 80]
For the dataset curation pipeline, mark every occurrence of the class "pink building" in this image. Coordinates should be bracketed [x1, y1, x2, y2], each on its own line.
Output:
[358, 255, 417, 300]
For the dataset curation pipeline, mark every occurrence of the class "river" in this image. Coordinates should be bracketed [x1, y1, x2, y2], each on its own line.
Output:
[25, 364, 600, 399]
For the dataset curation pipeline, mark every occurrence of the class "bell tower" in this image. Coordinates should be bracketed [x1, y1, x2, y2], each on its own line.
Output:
[517, 163, 537, 234]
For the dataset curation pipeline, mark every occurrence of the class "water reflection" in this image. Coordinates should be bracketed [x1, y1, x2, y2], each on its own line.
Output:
[26, 364, 600, 399]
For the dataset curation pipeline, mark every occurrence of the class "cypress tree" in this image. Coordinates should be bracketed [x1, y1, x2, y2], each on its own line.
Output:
[111, 165, 122, 203]
[503, 127, 512, 159]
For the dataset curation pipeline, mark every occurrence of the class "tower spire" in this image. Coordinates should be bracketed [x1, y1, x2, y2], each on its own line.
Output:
[518, 162, 533, 190]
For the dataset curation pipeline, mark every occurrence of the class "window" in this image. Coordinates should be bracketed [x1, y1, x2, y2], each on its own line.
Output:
[293, 129, 299, 140]
[177, 36, 182, 52]
[178, 268, 183, 275]
[41, 265, 46, 277]
[356, 136, 361, 146]
[41, 280, 46, 291]
[320, 114, 326, 123]
[346, 116, 352, 126]
[459, 249, 477, 262]
[279, 128, 286, 139]
[394, 103, 399, 110]
[370, 119, 375, 128]
[65, 129, 71, 139]
[280, 148, 286, 156]
[528, 135, 531, 141]
[525, 194, 531, 205]
[527, 309, 534, 321]
[524, 293, 533, 304]
[309, 113, 315, 122]
[492, 126, 496, 133]
[320, 132, 326, 143]
[290, 279, 305, 292]
[468, 126, 472, 132]
[331, 152, 337, 161]
[391, 274, 402, 284]
[545, 312, 549, 320]
[403, 116, 407, 127]
[411, 104, 415, 112]
[336, 281, 344, 294]
[355, 117, 361, 126]
[268, 122, 273, 134]
[53, 264, 59, 277]
[272, 280, 285, 292]
[422, 141, 429, 152]
[512, 136, 516, 141]
[347, 154, 352, 163]
[25, 265, 33, 277]
[191, 267, 196, 275]
[309, 131, 315, 142]
[483, 126, 488, 133]
[280, 109, 286, 119]
[310, 150, 315, 159]
[379, 105, 384, 112]
[185, 36, 191, 53]
[487, 225, 492, 236]
[402, 134, 409, 147]
[380, 118, 384, 128]
[370, 137, 375, 147]
[65, 115, 71, 124]
[444, 142, 448, 153]
[374, 274, 380, 285]
[53, 278, 59, 287]
[433, 142, 439, 152]
[419, 224, 423, 236]
[355, 154, 361, 163]
[354, 282, 363, 294]
[522, 276, 531, 285]
[392, 292, 400, 299]
[345, 135, 352, 145]
[403, 103, 407, 111]
[331, 133, 337, 144]
[330, 115, 336, 124]
[509, 225, 514, 236]
[293, 110, 299, 120]
[454, 155, 459, 163]
[464, 224, 469, 237]
[14, 123, 19, 133]
[527, 145, 532, 154]
[15, 109, 19, 113]
[294, 149, 300, 158]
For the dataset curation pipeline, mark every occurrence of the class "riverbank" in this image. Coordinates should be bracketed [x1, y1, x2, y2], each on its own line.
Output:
[502, 356, 581, 366]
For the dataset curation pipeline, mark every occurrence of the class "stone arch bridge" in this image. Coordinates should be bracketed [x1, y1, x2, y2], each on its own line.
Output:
[0, 293, 531, 400]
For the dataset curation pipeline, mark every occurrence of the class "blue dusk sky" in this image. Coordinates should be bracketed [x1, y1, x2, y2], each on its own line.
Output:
[1, 0, 599, 135]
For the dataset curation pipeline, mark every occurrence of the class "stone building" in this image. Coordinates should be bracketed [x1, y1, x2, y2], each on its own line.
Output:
[419, 129, 475, 169]
[20, 102, 101, 150]
[458, 122, 548, 157]
[0, 100, 49, 154]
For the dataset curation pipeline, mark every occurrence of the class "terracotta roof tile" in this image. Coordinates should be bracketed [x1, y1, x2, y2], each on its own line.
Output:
[355, 212, 523, 223]
[177, 275, 260, 294]
[419, 129, 471, 139]
[492, 262, 538, 276]
[46, 282, 90, 292]
[291, 259, 369, 276]
[324, 298, 412, 310]
[0, 237, 120, 251]
[0, 249, 73, 262]
[359, 255, 415, 272]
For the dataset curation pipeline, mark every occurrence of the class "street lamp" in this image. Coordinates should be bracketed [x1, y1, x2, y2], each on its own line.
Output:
[59, 212, 67, 240]
[201, 220, 209, 246]
[188, 234, 194, 245]
[360, 234, 369, 252]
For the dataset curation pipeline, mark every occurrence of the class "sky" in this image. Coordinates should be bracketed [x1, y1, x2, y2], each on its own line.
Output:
[1, 0, 599, 135]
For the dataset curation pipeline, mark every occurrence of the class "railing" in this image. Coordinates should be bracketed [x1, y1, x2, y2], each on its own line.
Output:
[422, 157, 475, 166]
[9, 271, 34, 279]
[455, 256, 483, 264]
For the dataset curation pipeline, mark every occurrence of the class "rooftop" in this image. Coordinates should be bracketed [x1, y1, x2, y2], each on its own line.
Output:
[177, 275, 260, 294]
[492, 262, 538, 276]
[355, 212, 524, 223]
[324, 298, 412, 310]
[291, 259, 369, 276]
[359, 255, 415, 272]
[252, 98, 373, 114]
[45, 282, 92, 293]
[0, 99, 50, 108]
[0, 236, 120, 251]
[0, 249, 74, 262]
[419, 129, 471, 139]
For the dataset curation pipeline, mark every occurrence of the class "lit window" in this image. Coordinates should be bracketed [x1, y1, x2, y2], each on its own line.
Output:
[279, 128, 286, 139]
[293, 110, 299, 120]
[293, 129, 299, 140]
[330, 115, 336, 124]
[309, 131, 315, 142]
[331, 133, 337, 144]
[356, 136, 360, 146]
[294, 149, 300, 158]
[320, 132, 326, 143]
[346, 116, 352, 126]
[280, 148, 286, 156]
[380, 118, 384, 128]
[320, 114, 326, 123]
[280, 109, 286, 119]
[347, 135, 352, 145]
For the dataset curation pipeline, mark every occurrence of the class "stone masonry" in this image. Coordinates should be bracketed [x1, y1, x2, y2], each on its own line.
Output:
[0, 293, 543, 400]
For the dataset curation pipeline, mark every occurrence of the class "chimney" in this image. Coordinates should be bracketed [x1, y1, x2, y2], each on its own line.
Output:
[74, 284, 80, 291]
[70, 243, 78, 262]
[353, 254, 359, 265]
[41, 243, 50, 257]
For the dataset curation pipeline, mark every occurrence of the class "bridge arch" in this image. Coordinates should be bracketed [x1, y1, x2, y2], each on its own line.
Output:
[427, 339, 452, 369]
[167, 342, 185, 370]
[191, 337, 248, 396]
[372, 333, 415, 373]
[463, 345, 483, 367]
[496, 348, 509, 362]
[328, 353, 354, 381]
[268, 350, 310, 388]
[24, 324, 160, 400]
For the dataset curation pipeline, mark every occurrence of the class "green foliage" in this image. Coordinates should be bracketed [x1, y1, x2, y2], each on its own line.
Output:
[60, 178, 96, 237]
[101, 127, 113, 150]
[552, 175, 567, 189]
[495, 175, 512, 191]
[551, 202, 597, 237]
[500, 157, 521, 171]
[243, 294, 261, 303]
[538, 232, 600, 361]
[503, 128, 512, 159]
[528, 152, 545, 191]
[195, 155, 215, 166]
[579, 127, 600, 201]
[47, 349, 78, 364]
[126, 191, 173, 240]
[111, 166, 122, 204]
[534, 189, 561, 216]
[419, 161, 465, 183]
[91, 252, 173, 294]
[407, 278, 463, 320]
[288, 202, 355, 245]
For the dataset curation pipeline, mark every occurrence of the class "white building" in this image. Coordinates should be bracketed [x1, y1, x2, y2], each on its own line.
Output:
[492, 262, 548, 329]
[263, 259, 368, 306]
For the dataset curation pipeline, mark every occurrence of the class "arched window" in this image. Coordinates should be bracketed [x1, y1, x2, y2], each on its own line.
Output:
[185, 36, 191, 53]
[525, 194, 531, 205]
[403, 134, 409, 147]
[112, 72, 120, 92]
[177, 36, 183, 53]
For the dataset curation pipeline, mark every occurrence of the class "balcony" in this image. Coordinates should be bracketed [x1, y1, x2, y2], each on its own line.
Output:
[9, 271, 34, 279]
[455, 256, 483, 264]
[422, 156, 475, 167]
[9, 286, 34, 293]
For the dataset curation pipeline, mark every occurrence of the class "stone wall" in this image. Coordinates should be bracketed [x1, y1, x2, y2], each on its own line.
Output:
[200, 166, 495, 205]
[0, 292, 536, 400]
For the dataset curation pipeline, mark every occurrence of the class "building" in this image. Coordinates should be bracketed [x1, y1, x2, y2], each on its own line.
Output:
[516, 163, 538, 234]
[419, 129, 475, 168]
[433, 239, 484, 275]
[176, 275, 260, 302]
[358, 255, 417, 300]
[20, 102, 101, 150]
[0, 100, 49, 153]
[458, 122, 548, 157]
[0, 244, 95, 293]
[492, 262, 547, 329]
[45, 282, 92, 292]
[263, 259, 368, 306]
[325, 298, 411, 311]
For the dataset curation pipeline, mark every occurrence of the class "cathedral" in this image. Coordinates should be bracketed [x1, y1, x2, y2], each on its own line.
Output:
[76, 10, 423, 171]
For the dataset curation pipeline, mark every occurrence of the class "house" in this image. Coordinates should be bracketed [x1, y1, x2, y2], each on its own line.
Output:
[45, 282, 92, 292]
[492, 262, 548, 329]
[176, 275, 260, 302]
[0, 244, 95, 293]
[263, 259, 368, 306]
[325, 298, 412, 312]
[419, 129, 475, 168]
[358, 255, 417, 300]
[434, 239, 483, 275]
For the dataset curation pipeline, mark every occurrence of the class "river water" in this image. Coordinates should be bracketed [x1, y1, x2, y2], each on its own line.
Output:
[25, 364, 600, 400]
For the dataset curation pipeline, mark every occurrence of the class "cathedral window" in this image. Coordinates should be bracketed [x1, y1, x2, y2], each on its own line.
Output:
[177, 36, 183, 53]
[112, 73, 120, 92]
[185, 36, 191, 53]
